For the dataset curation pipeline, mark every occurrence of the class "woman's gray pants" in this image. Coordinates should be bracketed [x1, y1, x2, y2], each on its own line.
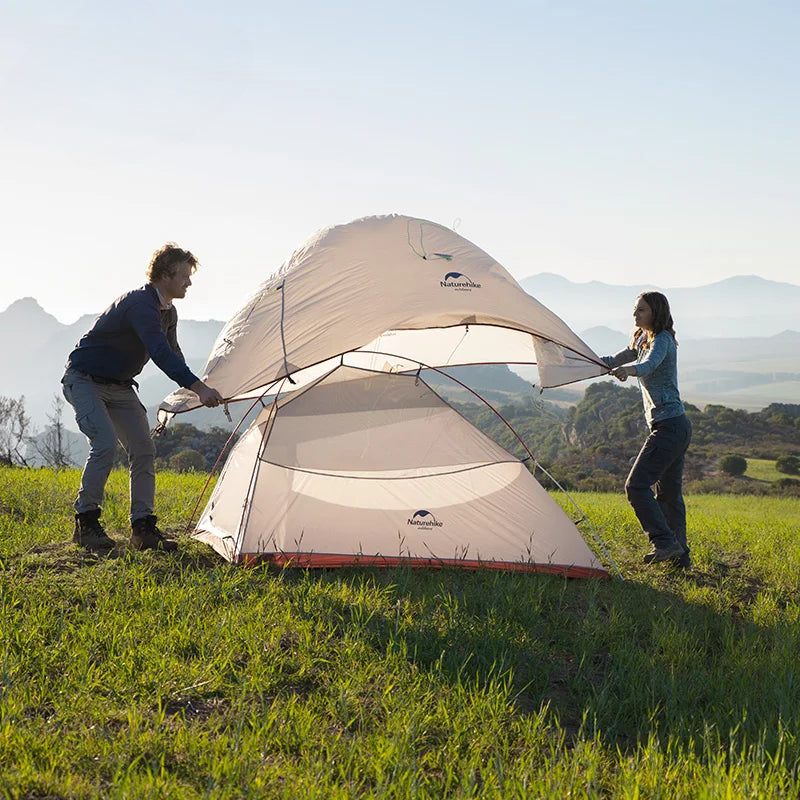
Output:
[61, 369, 155, 523]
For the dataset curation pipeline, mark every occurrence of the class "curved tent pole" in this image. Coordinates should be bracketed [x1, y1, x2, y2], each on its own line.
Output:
[356, 333, 611, 383]
[182, 358, 348, 540]
[526, 460, 624, 580]
[181, 381, 287, 538]
[356, 349, 540, 463]
[158, 321, 613, 423]
[181, 349, 621, 578]
[232, 389, 283, 559]
[356, 349, 624, 580]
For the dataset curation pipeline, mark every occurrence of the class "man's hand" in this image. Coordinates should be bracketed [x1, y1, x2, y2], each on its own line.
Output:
[611, 366, 630, 382]
[191, 380, 224, 407]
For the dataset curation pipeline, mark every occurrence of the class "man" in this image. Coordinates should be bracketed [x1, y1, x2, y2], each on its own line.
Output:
[62, 243, 223, 552]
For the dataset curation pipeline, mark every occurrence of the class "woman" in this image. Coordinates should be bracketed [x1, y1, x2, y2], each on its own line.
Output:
[603, 291, 692, 568]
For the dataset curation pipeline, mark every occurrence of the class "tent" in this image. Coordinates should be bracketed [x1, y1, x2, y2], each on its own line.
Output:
[162, 214, 613, 576]
[194, 364, 607, 578]
[158, 214, 607, 424]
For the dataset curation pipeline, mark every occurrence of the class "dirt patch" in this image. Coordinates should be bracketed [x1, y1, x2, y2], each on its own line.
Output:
[679, 555, 778, 616]
[0, 502, 27, 521]
[2, 542, 121, 575]
[20, 795, 69, 800]
[3, 537, 228, 579]
[163, 695, 230, 723]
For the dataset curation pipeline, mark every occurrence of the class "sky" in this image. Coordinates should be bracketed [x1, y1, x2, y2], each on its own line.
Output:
[2, 0, 799, 324]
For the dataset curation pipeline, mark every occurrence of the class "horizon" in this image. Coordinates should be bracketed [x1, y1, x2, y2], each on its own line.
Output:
[5, 270, 800, 327]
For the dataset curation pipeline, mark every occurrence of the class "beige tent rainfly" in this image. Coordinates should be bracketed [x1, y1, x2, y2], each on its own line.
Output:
[159, 214, 607, 422]
[161, 214, 612, 577]
[195, 365, 608, 578]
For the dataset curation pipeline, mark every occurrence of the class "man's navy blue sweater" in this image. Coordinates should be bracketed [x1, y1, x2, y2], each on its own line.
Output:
[65, 284, 200, 389]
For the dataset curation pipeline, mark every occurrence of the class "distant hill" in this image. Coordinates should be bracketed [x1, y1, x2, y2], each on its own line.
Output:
[571, 325, 800, 411]
[3, 276, 799, 430]
[576, 325, 800, 369]
[24, 423, 88, 468]
[577, 325, 629, 355]
[0, 297, 223, 431]
[521, 274, 800, 339]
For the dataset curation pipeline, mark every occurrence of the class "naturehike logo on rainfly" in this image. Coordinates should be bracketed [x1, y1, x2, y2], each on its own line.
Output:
[440, 271, 481, 291]
[407, 510, 444, 529]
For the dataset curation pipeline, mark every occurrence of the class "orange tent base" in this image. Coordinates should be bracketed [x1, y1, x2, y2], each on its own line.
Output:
[238, 551, 609, 579]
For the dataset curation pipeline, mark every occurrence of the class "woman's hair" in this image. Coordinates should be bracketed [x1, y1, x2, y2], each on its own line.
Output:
[631, 291, 677, 349]
[147, 243, 198, 282]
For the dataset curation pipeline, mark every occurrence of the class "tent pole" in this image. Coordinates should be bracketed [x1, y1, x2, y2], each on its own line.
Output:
[359, 351, 623, 580]
[531, 462, 624, 580]
[182, 384, 281, 539]
[233, 379, 287, 557]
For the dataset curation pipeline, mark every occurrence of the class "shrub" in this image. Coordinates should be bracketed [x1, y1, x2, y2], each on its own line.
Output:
[775, 454, 800, 475]
[169, 448, 206, 473]
[719, 454, 747, 477]
[771, 478, 800, 497]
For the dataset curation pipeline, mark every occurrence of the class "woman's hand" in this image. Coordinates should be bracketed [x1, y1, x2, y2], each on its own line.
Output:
[611, 366, 630, 382]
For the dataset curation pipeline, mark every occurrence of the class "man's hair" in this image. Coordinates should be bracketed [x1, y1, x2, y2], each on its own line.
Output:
[147, 243, 198, 282]
[630, 291, 678, 349]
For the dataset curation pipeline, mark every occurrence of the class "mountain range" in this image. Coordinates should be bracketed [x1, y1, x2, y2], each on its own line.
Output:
[520, 273, 800, 339]
[2, 274, 798, 436]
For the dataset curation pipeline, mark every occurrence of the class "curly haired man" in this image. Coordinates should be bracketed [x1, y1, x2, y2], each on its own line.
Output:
[62, 243, 223, 552]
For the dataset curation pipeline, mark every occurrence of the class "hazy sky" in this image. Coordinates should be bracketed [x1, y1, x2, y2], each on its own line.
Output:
[3, 1, 799, 324]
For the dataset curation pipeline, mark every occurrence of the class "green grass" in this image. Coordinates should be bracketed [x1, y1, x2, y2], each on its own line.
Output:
[1, 467, 800, 798]
[745, 457, 785, 483]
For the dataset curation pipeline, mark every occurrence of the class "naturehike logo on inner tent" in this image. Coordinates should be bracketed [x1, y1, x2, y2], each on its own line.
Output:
[440, 271, 481, 291]
[407, 510, 444, 529]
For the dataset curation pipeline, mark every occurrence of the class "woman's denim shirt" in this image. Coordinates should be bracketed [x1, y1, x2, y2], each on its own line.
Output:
[602, 331, 685, 427]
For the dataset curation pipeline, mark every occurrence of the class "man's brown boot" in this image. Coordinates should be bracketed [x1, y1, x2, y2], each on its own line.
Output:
[130, 515, 178, 552]
[73, 510, 116, 551]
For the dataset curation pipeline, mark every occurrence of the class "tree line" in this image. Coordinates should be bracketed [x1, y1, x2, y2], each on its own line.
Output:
[0, 394, 235, 473]
[456, 383, 800, 495]
[0, 395, 75, 469]
[3, 386, 799, 494]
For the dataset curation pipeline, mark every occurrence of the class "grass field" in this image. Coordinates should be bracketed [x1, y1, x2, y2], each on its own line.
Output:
[745, 457, 786, 483]
[1, 466, 799, 798]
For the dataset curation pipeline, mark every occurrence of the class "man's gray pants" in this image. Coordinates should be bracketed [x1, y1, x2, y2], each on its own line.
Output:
[61, 369, 155, 522]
